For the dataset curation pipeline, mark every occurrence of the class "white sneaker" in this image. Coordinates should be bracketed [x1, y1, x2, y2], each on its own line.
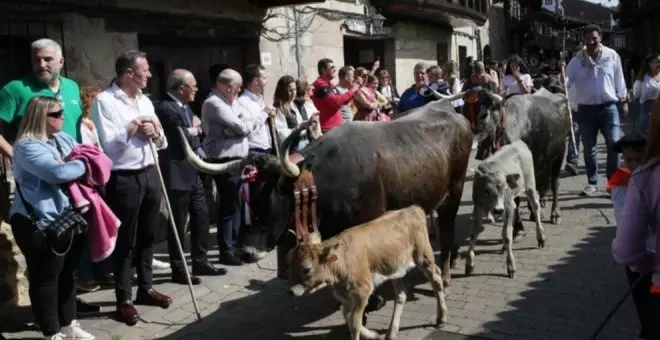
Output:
[60, 320, 95, 339]
[44, 333, 64, 340]
[152, 258, 171, 270]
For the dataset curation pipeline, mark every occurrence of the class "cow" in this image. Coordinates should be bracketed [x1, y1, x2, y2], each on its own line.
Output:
[288, 205, 447, 340]
[176, 94, 472, 292]
[467, 140, 546, 279]
[465, 88, 570, 230]
[532, 73, 565, 94]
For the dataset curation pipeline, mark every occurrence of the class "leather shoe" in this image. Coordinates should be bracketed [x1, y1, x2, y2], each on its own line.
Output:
[116, 302, 139, 326]
[220, 251, 243, 266]
[193, 262, 227, 276]
[135, 288, 172, 308]
[171, 272, 202, 285]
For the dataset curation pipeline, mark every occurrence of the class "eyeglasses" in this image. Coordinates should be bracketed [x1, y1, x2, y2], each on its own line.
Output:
[47, 109, 64, 119]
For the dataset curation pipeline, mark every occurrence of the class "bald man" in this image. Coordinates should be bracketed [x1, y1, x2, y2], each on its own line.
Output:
[155, 69, 226, 283]
[201, 68, 254, 265]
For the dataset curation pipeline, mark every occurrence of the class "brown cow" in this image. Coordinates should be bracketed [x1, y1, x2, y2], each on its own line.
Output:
[288, 205, 447, 340]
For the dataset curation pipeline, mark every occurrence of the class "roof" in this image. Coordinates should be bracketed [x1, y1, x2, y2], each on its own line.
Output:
[562, 0, 614, 26]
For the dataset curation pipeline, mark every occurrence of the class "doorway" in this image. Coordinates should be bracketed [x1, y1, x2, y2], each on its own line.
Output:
[343, 36, 386, 70]
[437, 43, 449, 66]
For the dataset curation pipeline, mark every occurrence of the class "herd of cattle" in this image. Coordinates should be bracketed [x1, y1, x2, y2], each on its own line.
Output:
[178, 84, 573, 339]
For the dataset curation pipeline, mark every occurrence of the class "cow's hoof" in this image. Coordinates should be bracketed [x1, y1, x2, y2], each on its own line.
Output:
[442, 278, 451, 288]
[436, 317, 447, 328]
[507, 269, 516, 279]
[537, 238, 546, 248]
[465, 264, 475, 276]
[551, 215, 561, 225]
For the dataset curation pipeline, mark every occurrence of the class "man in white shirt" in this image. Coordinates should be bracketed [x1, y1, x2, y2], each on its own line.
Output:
[236, 64, 276, 156]
[92, 50, 171, 326]
[202, 69, 256, 265]
[565, 24, 628, 197]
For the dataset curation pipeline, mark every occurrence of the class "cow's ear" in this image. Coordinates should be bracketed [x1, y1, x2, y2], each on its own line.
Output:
[505, 173, 521, 189]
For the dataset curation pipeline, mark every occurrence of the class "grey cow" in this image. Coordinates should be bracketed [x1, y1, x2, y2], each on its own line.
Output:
[467, 140, 546, 279]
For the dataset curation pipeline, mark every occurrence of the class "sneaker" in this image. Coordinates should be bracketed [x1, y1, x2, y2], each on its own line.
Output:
[581, 184, 599, 197]
[152, 258, 170, 270]
[44, 333, 64, 340]
[60, 320, 95, 339]
[564, 162, 579, 176]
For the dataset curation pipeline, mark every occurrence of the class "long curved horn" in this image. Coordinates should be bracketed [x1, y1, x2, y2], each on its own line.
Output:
[279, 125, 307, 177]
[486, 91, 504, 104]
[177, 127, 244, 175]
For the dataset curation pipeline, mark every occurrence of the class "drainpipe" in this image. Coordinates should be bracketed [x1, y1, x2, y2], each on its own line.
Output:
[293, 6, 303, 77]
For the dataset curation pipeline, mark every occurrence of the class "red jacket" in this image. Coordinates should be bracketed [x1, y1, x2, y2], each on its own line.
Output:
[311, 75, 354, 132]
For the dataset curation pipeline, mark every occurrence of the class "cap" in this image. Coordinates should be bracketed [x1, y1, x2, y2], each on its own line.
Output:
[611, 132, 647, 153]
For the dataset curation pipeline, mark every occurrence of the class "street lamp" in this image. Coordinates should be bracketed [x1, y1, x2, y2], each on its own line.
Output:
[371, 13, 386, 29]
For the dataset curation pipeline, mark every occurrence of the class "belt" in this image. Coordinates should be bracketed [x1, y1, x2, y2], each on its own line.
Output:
[249, 147, 272, 154]
[578, 101, 616, 108]
[112, 165, 154, 175]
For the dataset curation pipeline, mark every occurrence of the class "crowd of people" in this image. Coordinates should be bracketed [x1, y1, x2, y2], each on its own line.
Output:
[0, 22, 659, 340]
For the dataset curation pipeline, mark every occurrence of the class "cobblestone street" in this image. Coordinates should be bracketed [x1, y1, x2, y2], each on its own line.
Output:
[2, 142, 639, 340]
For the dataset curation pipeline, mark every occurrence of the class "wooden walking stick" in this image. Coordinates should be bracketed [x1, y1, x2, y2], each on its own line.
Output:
[149, 140, 202, 322]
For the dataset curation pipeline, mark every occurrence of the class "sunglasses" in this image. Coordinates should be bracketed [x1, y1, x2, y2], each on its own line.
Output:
[47, 110, 64, 119]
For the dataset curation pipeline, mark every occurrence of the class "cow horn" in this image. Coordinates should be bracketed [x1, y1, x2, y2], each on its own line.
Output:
[424, 86, 466, 103]
[279, 125, 306, 177]
[487, 91, 504, 104]
[177, 127, 245, 175]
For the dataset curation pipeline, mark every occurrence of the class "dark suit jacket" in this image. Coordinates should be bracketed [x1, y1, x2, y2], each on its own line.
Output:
[155, 95, 203, 192]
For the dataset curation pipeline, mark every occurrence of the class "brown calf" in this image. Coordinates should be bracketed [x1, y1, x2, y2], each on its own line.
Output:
[287, 205, 447, 340]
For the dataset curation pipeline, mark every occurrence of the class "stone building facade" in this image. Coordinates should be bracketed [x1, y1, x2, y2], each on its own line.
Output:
[0, 0, 501, 317]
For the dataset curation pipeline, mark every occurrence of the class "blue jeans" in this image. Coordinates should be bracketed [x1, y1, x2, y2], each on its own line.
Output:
[575, 103, 621, 185]
[638, 100, 653, 135]
[566, 117, 581, 165]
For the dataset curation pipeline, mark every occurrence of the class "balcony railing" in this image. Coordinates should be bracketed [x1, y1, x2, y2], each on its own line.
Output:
[371, 0, 489, 26]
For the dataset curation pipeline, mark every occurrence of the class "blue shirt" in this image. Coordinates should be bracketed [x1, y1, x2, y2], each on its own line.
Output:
[11, 132, 86, 229]
[397, 86, 431, 112]
[565, 45, 627, 106]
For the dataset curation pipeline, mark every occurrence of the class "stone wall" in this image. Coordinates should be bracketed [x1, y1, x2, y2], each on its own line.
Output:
[0, 221, 29, 317]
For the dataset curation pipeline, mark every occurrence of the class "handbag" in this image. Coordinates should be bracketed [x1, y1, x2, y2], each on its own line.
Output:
[14, 137, 87, 256]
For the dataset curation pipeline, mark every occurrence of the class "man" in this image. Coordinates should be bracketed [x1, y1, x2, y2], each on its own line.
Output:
[190, 63, 229, 116]
[397, 63, 432, 112]
[202, 69, 256, 265]
[155, 69, 226, 286]
[426, 65, 450, 95]
[0, 38, 83, 156]
[93, 50, 171, 326]
[565, 24, 628, 197]
[0, 38, 100, 317]
[311, 58, 355, 132]
[335, 66, 355, 124]
[236, 64, 276, 155]
[541, 56, 561, 76]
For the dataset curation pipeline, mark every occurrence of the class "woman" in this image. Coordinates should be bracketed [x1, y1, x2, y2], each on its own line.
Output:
[632, 52, 660, 134]
[354, 75, 390, 122]
[377, 69, 399, 108]
[470, 61, 498, 92]
[612, 102, 660, 340]
[274, 76, 320, 151]
[501, 54, 533, 95]
[295, 78, 319, 120]
[80, 87, 102, 147]
[11, 96, 94, 340]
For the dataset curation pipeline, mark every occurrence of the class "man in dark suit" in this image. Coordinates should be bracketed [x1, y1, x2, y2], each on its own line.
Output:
[155, 69, 226, 285]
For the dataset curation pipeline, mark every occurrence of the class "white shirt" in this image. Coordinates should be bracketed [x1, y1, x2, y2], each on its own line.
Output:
[237, 90, 272, 150]
[501, 74, 534, 95]
[632, 75, 660, 103]
[565, 45, 627, 105]
[92, 83, 167, 170]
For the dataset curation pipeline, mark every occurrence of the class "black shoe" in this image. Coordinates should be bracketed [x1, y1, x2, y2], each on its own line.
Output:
[193, 262, 227, 276]
[76, 298, 101, 316]
[220, 251, 243, 266]
[564, 162, 579, 176]
[171, 272, 202, 285]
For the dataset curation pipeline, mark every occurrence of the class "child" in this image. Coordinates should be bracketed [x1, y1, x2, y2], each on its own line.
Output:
[608, 133, 653, 339]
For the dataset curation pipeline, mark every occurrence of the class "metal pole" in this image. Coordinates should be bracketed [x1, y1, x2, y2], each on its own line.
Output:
[148, 141, 202, 322]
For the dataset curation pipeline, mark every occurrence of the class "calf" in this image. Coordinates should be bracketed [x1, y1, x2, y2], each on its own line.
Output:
[467, 140, 546, 279]
[288, 205, 447, 340]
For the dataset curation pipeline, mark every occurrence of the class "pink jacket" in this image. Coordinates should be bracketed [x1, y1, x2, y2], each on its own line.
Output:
[65, 144, 120, 262]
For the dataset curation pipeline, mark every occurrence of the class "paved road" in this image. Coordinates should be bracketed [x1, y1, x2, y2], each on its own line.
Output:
[2, 141, 640, 340]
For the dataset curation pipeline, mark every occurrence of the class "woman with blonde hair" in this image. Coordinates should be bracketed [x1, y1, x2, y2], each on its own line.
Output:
[10, 96, 94, 340]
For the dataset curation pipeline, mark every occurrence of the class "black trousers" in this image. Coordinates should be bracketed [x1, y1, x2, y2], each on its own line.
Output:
[626, 267, 660, 339]
[105, 166, 161, 303]
[11, 214, 84, 336]
[167, 177, 210, 273]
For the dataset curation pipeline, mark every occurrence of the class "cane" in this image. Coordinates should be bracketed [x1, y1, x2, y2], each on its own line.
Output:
[148, 140, 202, 322]
[268, 116, 280, 158]
[560, 64, 579, 159]
[588, 273, 645, 340]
